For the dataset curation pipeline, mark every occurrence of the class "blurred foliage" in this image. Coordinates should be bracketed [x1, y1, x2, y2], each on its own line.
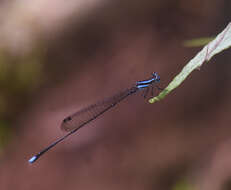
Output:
[172, 179, 194, 190]
[183, 37, 214, 47]
[0, 120, 11, 153]
[0, 48, 45, 148]
[0, 50, 44, 92]
[0, 49, 44, 113]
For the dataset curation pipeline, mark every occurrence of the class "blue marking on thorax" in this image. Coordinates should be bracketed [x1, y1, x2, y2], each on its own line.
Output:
[136, 84, 149, 89]
[136, 78, 155, 85]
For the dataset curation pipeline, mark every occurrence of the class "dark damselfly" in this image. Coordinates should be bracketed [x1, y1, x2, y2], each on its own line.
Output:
[28, 72, 161, 163]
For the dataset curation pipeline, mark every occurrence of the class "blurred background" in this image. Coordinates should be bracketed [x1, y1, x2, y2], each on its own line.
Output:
[0, 0, 231, 189]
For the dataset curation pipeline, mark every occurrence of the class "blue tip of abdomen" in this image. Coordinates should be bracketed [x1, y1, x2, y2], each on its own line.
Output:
[28, 155, 38, 163]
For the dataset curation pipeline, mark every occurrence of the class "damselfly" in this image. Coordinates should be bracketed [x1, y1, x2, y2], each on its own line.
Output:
[28, 72, 161, 163]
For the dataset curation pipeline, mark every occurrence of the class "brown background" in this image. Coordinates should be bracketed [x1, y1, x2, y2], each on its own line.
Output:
[0, 0, 231, 189]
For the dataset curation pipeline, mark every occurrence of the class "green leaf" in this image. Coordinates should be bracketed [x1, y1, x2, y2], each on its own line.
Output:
[149, 23, 231, 103]
[172, 179, 193, 190]
[183, 37, 214, 47]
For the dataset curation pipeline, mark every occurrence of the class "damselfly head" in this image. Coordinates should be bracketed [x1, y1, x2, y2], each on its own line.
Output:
[152, 72, 160, 82]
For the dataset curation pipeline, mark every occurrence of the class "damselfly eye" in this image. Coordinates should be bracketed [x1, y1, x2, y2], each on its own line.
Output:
[152, 72, 160, 81]
[156, 75, 160, 81]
